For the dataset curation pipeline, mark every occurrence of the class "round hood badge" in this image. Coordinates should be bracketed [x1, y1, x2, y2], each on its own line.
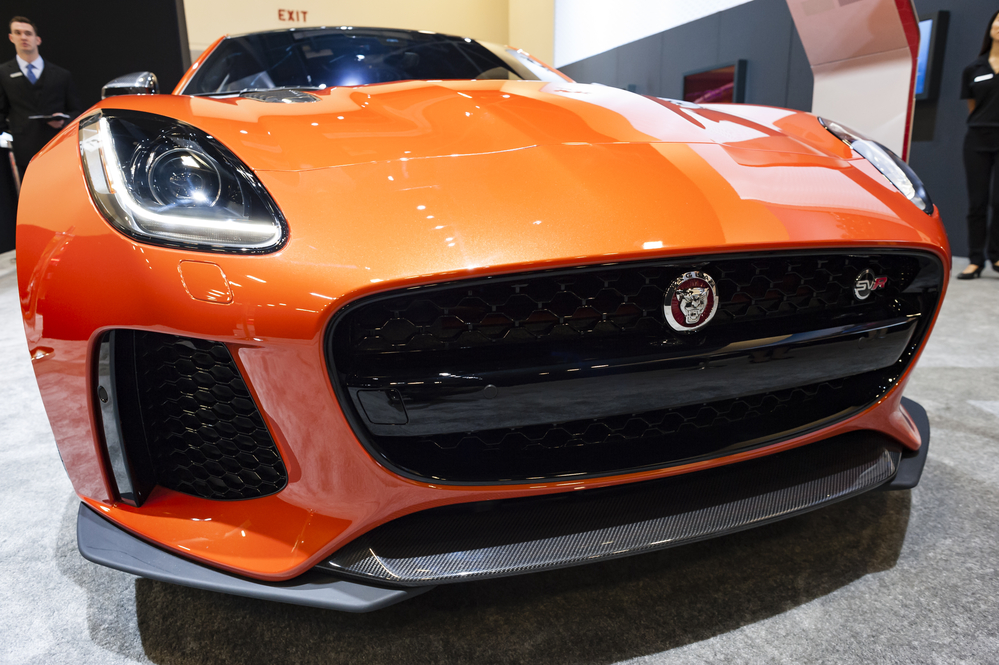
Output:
[664, 271, 719, 333]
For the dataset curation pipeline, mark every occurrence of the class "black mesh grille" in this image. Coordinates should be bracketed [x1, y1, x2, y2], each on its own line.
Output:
[129, 332, 288, 500]
[382, 379, 853, 481]
[328, 251, 943, 484]
[345, 254, 922, 354]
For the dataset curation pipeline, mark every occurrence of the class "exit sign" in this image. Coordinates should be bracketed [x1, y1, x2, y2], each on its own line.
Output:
[278, 9, 308, 22]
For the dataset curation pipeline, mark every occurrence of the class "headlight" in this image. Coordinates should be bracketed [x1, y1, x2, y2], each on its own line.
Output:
[818, 117, 933, 215]
[78, 110, 286, 252]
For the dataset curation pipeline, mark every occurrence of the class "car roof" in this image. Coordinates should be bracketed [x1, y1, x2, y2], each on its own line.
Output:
[227, 26, 471, 42]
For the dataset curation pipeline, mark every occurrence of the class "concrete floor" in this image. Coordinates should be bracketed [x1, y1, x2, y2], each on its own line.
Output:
[1, 250, 997, 664]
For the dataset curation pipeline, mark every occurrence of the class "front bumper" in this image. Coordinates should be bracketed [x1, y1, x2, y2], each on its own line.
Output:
[78, 398, 929, 608]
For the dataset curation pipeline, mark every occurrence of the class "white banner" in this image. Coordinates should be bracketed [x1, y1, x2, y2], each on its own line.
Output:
[554, 0, 753, 66]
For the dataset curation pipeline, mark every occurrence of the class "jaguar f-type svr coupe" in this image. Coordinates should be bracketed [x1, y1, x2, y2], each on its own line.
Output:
[16, 27, 948, 611]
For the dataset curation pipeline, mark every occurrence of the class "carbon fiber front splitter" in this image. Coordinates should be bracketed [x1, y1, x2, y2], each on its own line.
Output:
[321, 398, 930, 587]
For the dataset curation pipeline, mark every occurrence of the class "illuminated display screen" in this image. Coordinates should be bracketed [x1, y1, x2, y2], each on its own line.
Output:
[915, 18, 932, 96]
[684, 63, 746, 104]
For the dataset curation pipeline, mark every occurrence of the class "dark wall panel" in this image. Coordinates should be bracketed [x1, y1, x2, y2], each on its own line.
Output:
[563, 45, 618, 88]
[658, 14, 722, 100]
[718, 0, 792, 106]
[615, 33, 661, 96]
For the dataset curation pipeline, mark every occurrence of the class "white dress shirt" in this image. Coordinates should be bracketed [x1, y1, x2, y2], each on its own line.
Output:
[16, 54, 44, 80]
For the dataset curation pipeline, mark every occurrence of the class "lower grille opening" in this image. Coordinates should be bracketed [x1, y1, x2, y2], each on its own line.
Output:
[111, 330, 288, 501]
[370, 377, 862, 482]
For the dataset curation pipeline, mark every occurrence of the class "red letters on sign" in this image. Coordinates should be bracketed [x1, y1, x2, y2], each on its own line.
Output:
[278, 9, 309, 22]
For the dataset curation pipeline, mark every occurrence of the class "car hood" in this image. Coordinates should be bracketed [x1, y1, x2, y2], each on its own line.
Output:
[92, 81, 939, 286]
[247, 144, 936, 298]
[99, 80, 848, 172]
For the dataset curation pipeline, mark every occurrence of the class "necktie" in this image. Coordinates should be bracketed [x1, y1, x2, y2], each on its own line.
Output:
[25, 63, 36, 84]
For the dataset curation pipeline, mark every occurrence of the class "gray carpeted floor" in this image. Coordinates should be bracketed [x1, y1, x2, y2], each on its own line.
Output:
[1, 250, 997, 664]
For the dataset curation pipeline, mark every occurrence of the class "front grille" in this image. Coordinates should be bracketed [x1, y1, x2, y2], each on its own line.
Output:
[120, 331, 288, 500]
[327, 251, 942, 484]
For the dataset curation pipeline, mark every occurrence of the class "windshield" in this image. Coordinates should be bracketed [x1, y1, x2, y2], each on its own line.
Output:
[183, 28, 563, 95]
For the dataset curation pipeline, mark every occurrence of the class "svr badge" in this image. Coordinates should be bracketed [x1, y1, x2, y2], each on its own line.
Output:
[854, 269, 888, 300]
[664, 271, 719, 332]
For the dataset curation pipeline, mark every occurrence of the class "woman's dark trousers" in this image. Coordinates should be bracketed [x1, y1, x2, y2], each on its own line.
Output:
[964, 127, 999, 266]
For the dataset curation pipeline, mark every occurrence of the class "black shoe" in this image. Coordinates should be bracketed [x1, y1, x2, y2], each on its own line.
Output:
[957, 264, 984, 280]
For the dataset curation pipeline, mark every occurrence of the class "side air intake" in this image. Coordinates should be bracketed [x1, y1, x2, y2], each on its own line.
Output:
[96, 330, 288, 503]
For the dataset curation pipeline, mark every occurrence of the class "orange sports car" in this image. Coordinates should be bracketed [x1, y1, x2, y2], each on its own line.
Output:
[17, 27, 949, 611]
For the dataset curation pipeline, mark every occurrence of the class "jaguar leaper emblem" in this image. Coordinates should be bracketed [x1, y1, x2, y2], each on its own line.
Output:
[678, 288, 710, 323]
[665, 271, 719, 332]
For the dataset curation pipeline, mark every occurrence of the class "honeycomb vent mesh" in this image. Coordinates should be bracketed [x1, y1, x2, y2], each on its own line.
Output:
[133, 332, 287, 500]
[344, 254, 921, 355]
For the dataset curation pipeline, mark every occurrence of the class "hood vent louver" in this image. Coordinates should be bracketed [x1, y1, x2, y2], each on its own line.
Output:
[241, 89, 319, 103]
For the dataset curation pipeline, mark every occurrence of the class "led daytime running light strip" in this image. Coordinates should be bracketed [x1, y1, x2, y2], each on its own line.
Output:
[818, 117, 932, 215]
[851, 140, 918, 201]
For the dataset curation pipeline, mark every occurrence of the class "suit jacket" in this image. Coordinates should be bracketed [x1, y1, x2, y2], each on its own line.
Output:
[0, 58, 83, 175]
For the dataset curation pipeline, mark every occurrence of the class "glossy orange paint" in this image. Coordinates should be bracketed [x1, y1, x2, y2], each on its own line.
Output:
[17, 75, 950, 581]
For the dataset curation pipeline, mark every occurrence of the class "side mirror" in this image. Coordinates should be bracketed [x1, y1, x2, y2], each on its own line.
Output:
[101, 72, 159, 99]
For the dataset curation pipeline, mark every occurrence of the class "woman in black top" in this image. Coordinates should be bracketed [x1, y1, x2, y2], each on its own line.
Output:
[959, 10, 999, 278]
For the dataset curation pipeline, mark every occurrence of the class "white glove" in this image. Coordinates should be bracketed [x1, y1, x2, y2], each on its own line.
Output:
[0, 132, 11, 150]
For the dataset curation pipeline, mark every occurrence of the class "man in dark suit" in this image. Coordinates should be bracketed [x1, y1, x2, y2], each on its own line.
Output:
[0, 16, 82, 179]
